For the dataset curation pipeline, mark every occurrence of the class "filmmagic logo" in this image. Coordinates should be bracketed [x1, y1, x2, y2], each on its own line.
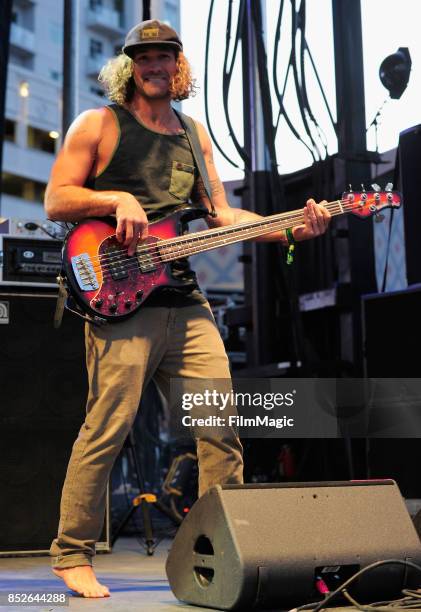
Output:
[181, 389, 296, 411]
[181, 414, 294, 429]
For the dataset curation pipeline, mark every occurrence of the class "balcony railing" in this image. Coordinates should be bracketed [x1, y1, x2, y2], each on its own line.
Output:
[87, 6, 123, 36]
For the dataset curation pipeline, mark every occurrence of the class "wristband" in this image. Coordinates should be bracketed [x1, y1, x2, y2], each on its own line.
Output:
[285, 227, 295, 265]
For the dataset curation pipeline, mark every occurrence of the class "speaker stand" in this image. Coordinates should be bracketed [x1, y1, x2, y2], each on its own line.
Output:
[111, 429, 181, 555]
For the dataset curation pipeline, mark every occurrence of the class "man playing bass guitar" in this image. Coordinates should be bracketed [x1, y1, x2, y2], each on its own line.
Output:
[44, 19, 331, 598]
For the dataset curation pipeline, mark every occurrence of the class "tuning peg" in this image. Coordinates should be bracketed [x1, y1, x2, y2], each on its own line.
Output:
[370, 204, 385, 223]
[361, 184, 366, 192]
[385, 182, 393, 192]
[348, 184, 353, 192]
[371, 183, 381, 192]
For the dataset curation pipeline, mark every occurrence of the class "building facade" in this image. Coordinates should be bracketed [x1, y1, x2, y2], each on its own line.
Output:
[1, 0, 244, 294]
[1, 0, 180, 219]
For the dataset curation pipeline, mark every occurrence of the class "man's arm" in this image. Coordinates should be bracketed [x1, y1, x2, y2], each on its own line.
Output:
[192, 121, 331, 244]
[44, 108, 148, 255]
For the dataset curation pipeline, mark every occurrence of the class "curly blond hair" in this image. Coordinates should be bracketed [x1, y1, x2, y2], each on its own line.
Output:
[98, 51, 197, 104]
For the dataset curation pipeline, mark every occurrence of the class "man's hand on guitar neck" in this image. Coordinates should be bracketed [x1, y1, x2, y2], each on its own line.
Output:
[291, 198, 331, 242]
[115, 194, 149, 256]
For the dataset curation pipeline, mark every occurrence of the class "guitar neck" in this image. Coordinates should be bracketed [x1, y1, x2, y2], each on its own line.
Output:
[150, 199, 346, 263]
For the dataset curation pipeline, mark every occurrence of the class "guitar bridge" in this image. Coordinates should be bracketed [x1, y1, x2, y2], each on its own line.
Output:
[71, 253, 99, 291]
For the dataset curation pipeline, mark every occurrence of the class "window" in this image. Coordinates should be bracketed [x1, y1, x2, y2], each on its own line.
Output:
[49, 69, 61, 82]
[27, 126, 56, 154]
[1, 173, 47, 202]
[4, 119, 16, 143]
[10, 54, 34, 70]
[114, 0, 124, 27]
[90, 39, 103, 59]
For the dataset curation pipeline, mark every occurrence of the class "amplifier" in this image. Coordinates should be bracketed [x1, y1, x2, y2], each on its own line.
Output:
[0, 235, 62, 287]
[0, 217, 66, 240]
[0, 291, 110, 555]
[362, 284, 421, 377]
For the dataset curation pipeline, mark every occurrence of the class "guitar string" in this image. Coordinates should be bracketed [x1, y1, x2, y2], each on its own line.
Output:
[78, 197, 389, 282]
[74, 198, 390, 274]
[77, 199, 368, 281]
[79, 198, 352, 267]
[89, 194, 396, 267]
[83, 195, 395, 273]
[79, 198, 387, 283]
[80, 201, 348, 278]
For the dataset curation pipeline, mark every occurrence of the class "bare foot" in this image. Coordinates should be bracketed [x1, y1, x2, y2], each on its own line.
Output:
[53, 565, 110, 598]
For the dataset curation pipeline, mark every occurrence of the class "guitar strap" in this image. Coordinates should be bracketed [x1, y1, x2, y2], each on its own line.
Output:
[174, 110, 217, 218]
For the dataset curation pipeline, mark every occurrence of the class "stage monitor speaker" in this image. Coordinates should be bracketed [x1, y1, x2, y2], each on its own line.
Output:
[166, 481, 421, 610]
[0, 291, 110, 555]
[399, 124, 421, 285]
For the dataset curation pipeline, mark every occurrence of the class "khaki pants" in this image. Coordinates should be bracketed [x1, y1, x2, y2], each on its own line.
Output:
[50, 302, 243, 568]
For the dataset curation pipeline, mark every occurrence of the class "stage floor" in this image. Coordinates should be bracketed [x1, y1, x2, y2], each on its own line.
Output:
[0, 537, 194, 611]
[0, 537, 418, 611]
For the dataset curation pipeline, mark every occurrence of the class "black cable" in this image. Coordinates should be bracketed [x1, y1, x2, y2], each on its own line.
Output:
[24, 221, 61, 240]
[380, 147, 401, 293]
[204, 0, 242, 168]
[297, 1, 329, 156]
[303, 40, 337, 136]
[297, 3, 320, 133]
[380, 207, 394, 293]
[273, 0, 315, 159]
[221, 0, 250, 167]
[292, 559, 421, 612]
[401, 589, 421, 599]
[250, 2, 282, 191]
[289, 0, 321, 160]
[276, 37, 318, 161]
[342, 587, 421, 612]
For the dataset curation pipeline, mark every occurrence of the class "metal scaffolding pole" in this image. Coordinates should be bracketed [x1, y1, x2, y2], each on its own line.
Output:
[62, 0, 78, 135]
[241, 0, 296, 369]
[0, 0, 13, 208]
[332, 0, 374, 371]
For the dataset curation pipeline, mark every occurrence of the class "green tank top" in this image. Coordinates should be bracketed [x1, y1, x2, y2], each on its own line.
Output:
[86, 104, 206, 306]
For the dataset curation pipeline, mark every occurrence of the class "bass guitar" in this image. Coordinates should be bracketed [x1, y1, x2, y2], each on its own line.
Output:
[61, 188, 401, 322]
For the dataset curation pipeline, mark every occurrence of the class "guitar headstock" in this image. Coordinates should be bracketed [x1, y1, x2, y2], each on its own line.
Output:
[342, 184, 401, 220]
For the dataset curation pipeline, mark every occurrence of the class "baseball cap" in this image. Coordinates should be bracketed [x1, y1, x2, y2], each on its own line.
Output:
[123, 20, 183, 58]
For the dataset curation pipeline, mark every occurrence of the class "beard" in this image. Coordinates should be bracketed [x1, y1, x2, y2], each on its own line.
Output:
[135, 75, 173, 101]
